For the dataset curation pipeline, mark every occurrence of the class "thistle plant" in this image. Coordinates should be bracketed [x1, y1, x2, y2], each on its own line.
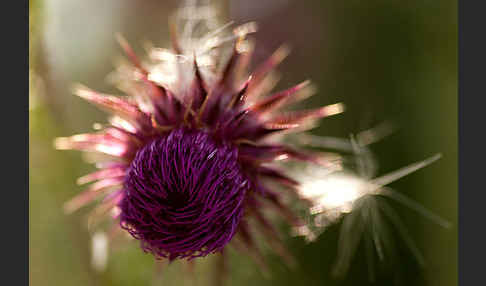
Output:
[54, 0, 448, 280]
[289, 124, 450, 280]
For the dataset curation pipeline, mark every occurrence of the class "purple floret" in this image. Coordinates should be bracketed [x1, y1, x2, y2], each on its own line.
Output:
[120, 128, 249, 260]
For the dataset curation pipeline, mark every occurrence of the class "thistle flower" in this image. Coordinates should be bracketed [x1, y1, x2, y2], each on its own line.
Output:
[289, 124, 450, 280]
[55, 1, 343, 265]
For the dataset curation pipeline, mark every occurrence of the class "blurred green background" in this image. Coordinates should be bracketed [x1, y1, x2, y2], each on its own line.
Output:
[29, 0, 456, 285]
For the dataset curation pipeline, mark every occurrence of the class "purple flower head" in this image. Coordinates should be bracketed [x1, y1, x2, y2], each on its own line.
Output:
[54, 2, 344, 269]
[120, 128, 248, 260]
